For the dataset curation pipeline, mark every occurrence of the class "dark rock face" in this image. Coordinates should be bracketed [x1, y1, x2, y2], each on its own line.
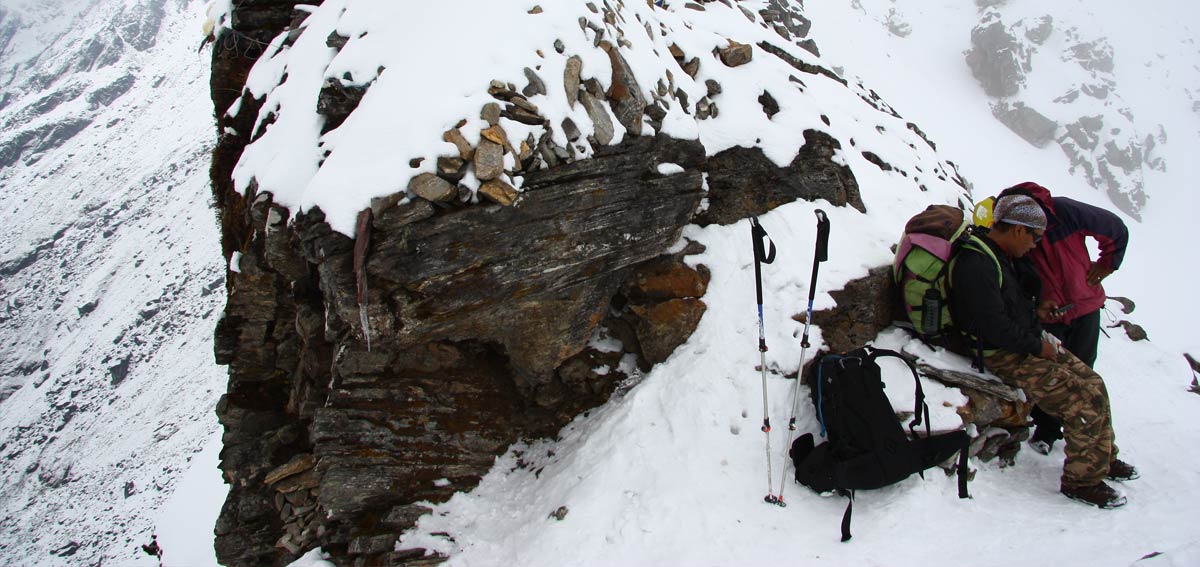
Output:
[697, 129, 865, 226]
[317, 80, 369, 134]
[211, 134, 712, 566]
[119, 0, 165, 52]
[965, 11, 1029, 98]
[362, 134, 707, 394]
[87, 75, 137, 108]
[0, 117, 94, 168]
[992, 101, 1058, 148]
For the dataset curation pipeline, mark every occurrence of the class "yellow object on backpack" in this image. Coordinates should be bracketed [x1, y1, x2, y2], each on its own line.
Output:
[972, 196, 996, 227]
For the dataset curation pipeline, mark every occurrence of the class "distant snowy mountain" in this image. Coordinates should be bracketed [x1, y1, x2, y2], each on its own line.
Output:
[0, 1, 1197, 567]
[0, 0, 225, 565]
[829, 0, 1194, 221]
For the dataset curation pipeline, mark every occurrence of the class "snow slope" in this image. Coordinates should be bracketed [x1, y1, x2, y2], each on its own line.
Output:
[0, 0, 227, 565]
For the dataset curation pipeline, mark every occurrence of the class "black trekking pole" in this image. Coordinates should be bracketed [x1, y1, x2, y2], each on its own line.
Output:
[750, 217, 779, 505]
[777, 209, 831, 505]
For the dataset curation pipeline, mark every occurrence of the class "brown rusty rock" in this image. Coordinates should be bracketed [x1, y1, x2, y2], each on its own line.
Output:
[408, 173, 457, 202]
[630, 298, 707, 365]
[626, 259, 709, 303]
[265, 454, 317, 487]
[437, 156, 467, 183]
[719, 41, 753, 67]
[274, 470, 319, 494]
[479, 179, 519, 206]
[481, 124, 514, 153]
[443, 128, 474, 160]
[606, 47, 646, 135]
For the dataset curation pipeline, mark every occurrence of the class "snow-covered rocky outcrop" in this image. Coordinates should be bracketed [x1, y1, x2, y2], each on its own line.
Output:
[206, 0, 978, 564]
[963, 4, 1162, 219]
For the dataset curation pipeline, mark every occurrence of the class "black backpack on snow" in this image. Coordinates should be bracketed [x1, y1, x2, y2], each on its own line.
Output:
[789, 346, 971, 541]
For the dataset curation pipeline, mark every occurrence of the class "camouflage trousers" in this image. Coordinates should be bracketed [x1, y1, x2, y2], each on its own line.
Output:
[985, 349, 1118, 488]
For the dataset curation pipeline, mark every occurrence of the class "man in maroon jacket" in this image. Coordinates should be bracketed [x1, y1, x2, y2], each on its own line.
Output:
[997, 182, 1130, 454]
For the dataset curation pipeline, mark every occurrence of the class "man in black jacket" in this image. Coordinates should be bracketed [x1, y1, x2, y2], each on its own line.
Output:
[951, 195, 1137, 508]
[996, 182, 1130, 455]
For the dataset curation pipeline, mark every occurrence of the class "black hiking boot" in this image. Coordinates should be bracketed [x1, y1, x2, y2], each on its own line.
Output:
[1028, 438, 1054, 456]
[1107, 459, 1140, 482]
[1061, 482, 1127, 509]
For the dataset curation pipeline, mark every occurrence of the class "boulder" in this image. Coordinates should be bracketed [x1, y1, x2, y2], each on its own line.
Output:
[213, 134, 707, 567]
[630, 299, 706, 364]
[718, 40, 753, 67]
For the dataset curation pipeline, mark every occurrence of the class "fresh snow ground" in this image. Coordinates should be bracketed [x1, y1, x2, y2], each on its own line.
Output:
[0, 0, 1196, 566]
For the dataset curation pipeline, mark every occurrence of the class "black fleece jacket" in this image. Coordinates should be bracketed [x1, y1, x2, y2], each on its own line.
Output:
[950, 235, 1044, 355]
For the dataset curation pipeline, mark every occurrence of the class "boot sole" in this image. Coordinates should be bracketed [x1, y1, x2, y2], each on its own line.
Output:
[1107, 473, 1140, 482]
[1063, 491, 1127, 509]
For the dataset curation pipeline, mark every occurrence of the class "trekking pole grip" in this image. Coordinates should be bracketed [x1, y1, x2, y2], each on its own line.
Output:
[814, 209, 830, 263]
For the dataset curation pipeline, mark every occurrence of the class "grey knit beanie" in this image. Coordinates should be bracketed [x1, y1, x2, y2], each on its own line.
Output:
[993, 194, 1047, 231]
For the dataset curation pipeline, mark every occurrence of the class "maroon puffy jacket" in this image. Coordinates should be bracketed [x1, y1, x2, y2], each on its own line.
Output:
[999, 182, 1129, 324]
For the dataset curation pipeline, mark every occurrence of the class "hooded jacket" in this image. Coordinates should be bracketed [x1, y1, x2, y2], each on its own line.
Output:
[1000, 182, 1128, 323]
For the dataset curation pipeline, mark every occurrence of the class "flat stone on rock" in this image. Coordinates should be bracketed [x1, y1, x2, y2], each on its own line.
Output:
[606, 48, 647, 135]
[481, 103, 501, 126]
[523, 67, 547, 97]
[562, 118, 582, 142]
[580, 91, 615, 145]
[408, 173, 457, 202]
[479, 179, 519, 206]
[565, 56, 583, 108]
[443, 128, 474, 160]
[481, 124, 513, 153]
[474, 140, 505, 181]
[264, 454, 317, 486]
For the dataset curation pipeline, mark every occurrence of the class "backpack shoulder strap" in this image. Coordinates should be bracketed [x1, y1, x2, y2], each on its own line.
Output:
[950, 234, 1003, 288]
[863, 348, 930, 438]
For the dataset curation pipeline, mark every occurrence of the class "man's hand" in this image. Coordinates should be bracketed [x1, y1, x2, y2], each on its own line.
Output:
[1038, 341, 1059, 360]
[1086, 262, 1114, 286]
[1037, 300, 1063, 323]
